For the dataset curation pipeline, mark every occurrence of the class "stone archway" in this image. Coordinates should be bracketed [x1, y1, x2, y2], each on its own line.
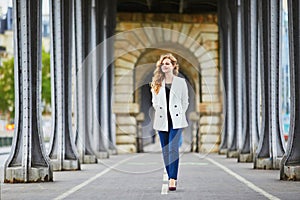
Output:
[134, 49, 198, 150]
[113, 13, 222, 153]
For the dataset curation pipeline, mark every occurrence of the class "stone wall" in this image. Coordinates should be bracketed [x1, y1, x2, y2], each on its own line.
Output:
[113, 12, 222, 153]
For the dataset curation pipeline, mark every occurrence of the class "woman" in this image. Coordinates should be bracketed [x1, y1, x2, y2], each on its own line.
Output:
[151, 53, 189, 191]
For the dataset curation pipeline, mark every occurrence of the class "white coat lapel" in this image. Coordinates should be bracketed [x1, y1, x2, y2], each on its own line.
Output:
[169, 76, 178, 103]
[161, 79, 166, 100]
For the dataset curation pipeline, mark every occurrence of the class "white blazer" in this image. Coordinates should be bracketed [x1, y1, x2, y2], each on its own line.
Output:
[152, 76, 189, 131]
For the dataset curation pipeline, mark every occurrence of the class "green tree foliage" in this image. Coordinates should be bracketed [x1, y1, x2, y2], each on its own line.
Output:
[0, 49, 51, 117]
[41, 49, 51, 106]
[0, 58, 14, 116]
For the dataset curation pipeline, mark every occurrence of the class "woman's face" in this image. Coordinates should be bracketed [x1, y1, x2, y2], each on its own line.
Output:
[161, 58, 175, 74]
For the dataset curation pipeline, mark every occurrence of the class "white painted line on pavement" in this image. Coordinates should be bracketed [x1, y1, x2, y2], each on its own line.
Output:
[202, 156, 280, 200]
[54, 154, 142, 200]
[161, 170, 168, 194]
[161, 184, 168, 195]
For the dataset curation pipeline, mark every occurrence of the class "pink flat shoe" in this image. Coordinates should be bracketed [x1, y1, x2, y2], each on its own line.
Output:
[169, 179, 177, 191]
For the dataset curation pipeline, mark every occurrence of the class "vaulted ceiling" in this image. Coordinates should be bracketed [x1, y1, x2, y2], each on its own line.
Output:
[117, 0, 218, 13]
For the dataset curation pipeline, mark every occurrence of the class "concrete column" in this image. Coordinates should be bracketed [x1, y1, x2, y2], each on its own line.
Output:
[227, 0, 239, 158]
[229, 0, 247, 161]
[254, 0, 285, 170]
[280, 0, 300, 180]
[91, 0, 109, 158]
[239, 0, 259, 162]
[218, 0, 228, 155]
[91, 0, 117, 157]
[4, 0, 53, 183]
[89, 0, 103, 158]
[48, 0, 80, 171]
[74, 0, 97, 164]
[249, 0, 260, 163]
[107, 0, 117, 153]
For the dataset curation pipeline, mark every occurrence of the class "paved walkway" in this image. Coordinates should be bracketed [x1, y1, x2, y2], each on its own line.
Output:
[0, 144, 300, 200]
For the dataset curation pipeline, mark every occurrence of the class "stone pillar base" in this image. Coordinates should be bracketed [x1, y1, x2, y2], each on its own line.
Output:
[95, 151, 110, 159]
[51, 159, 80, 171]
[4, 167, 53, 183]
[254, 157, 282, 169]
[219, 148, 227, 155]
[281, 165, 300, 181]
[238, 153, 253, 163]
[274, 158, 282, 169]
[82, 155, 98, 164]
[109, 149, 118, 155]
[227, 150, 238, 158]
[117, 144, 137, 154]
[254, 157, 273, 169]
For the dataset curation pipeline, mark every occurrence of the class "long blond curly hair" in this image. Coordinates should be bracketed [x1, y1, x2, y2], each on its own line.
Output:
[151, 53, 179, 94]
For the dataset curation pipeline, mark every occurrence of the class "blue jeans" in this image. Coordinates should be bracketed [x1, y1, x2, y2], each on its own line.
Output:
[158, 127, 182, 180]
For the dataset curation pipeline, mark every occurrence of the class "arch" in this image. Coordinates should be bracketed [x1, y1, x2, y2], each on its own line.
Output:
[113, 21, 221, 153]
[134, 49, 198, 149]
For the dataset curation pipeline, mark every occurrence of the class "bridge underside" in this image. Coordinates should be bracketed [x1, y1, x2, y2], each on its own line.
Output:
[2, 0, 300, 183]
